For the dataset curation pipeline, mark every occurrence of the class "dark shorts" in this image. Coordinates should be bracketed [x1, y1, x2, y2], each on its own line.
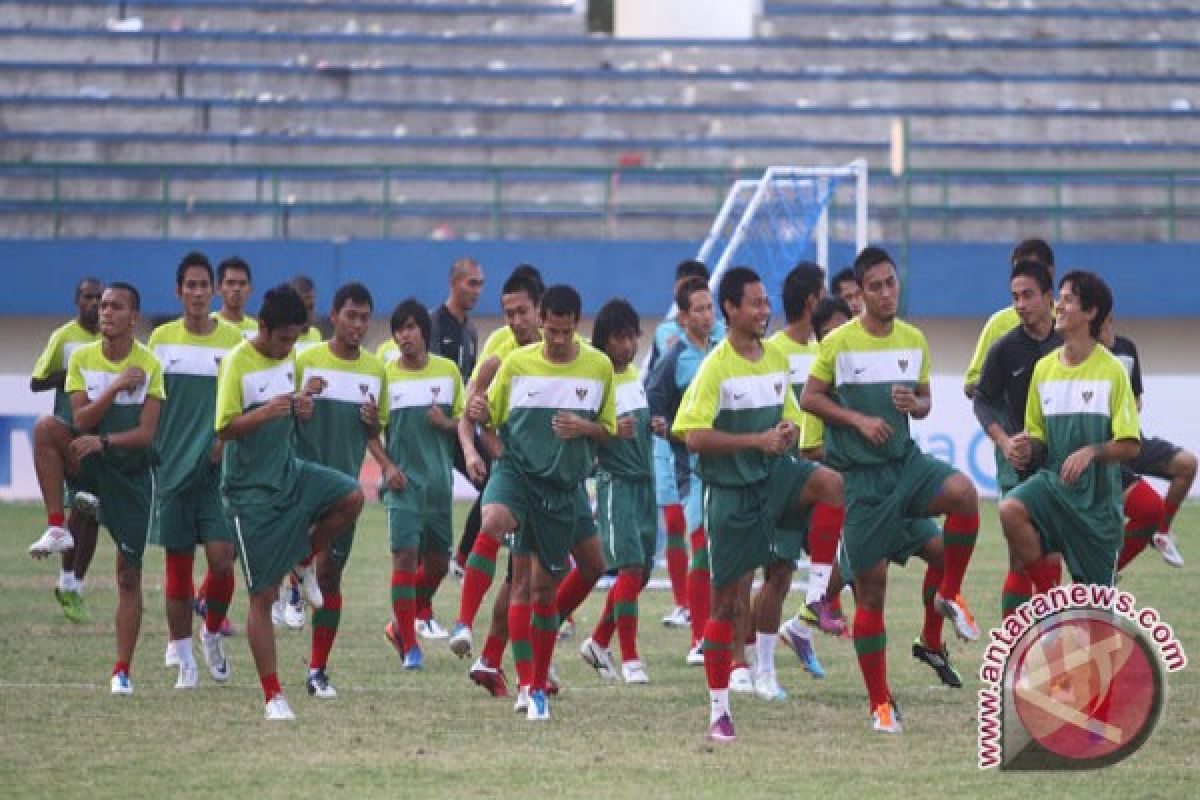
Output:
[1129, 436, 1182, 479]
[596, 470, 657, 573]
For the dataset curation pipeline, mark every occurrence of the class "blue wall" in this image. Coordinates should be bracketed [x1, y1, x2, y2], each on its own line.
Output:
[0, 239, 1195, 318]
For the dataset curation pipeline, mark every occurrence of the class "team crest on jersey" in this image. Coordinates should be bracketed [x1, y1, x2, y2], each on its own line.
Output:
[898, 358, 909, 372]
[286, 370, 294, 383]
[1083, 389, 1094, 404]
[431, 386, 441, 400]
[359, 383, 370, 395]
[214, 355, 222, 366]
[576, 387, 588, 401]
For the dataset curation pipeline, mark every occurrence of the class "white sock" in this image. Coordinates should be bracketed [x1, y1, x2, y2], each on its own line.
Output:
[74, 575, 83, 594]
[58, 569, 76, 592]
[709, 688, 730, 723]
[742, 643, 756, 671]
[806, 564, 832, 606]
[755, 632, 778, 677]
[171, 637, 195, 666]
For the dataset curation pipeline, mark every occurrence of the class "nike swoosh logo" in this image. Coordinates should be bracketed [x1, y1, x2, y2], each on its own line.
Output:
[1011, 367, 1026, 377]
[733, 392, 747, 400]
[168, 358, 182, 366]
[527, 391, 540, 397]
[259, 384, 268, 392]
[853, 368, 867, 375]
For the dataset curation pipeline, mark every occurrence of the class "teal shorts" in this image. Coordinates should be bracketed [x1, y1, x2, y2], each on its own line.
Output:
[483, 458, 578, 579]
[226, 459, 358, 595]
[70, 452, 156, 569]
[151, 463, 233, 551]
[596, 470, 656, 573]
[839, 443, 956, 583]
[1007, 469, 1121, 587]
[387, 504, 453, 554]
[705, 453, 819, 588]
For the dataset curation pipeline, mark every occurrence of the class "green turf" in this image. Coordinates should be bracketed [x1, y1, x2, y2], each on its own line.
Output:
[1, 501, 1197, 798]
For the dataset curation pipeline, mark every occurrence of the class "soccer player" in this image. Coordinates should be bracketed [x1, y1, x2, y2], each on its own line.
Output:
[645, 276, 718, 665]
[292, 282, 387, 698]
[148, 252, 244, 688]
[830, 267, 863, 316]
[672, 266, 844, 743]
[213, 256, 258, 337]
[31, 282, 164, 695]
[1102, 320, 1196, 567]
[290, 275, 326, 350]
[579, 299, 655, 685]
[999, 271, 1140, 594]
[464, 284, 616, 721]
[379, 298, 464, 668]
[802, 247, 982, 734]
[215, 283, 365, 720]
[27, 276, 103, 622]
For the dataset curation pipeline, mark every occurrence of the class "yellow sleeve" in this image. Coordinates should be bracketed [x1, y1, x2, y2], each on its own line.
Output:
[1110, 365, 1140, 441]
[214, 356, 244, 432]
[451, 370, 466, 418]
[1024, 367, 1046, 443]
[32, 326, 65, 379]
[486, 356, 514, 428]
[965, 313, 1007, 387]
[145, 353, 166, 401]
[63, 346, 85, 394]
[597, 364, 617, 435]
[800, 413, 824, 449]
[672, 360, 720, 435]
[810, 334, 837, 384]
[783, 381, 805, 427]
[375, 362, 389, 429]
[918, 331, 932, 384]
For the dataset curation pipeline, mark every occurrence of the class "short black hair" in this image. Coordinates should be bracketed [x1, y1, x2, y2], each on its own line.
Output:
[540, 284, 582, 321]
[716, 266, 761, 321]
[509, 264, 544, 303]
[852, 246, 894, 285]
[674, 259, 709, 283]
[782, 261, 824, 323]
[289, 274, 315, 293]
[1012, 238, 1054, 268]
[216, 256, 251, 284]
[1010, 259, 1053, 293]
[812, 296, 852, 341]
[332, 281, 373, 313]
[592, 298, 641, 353]
[831, 267, 856, 293]
[1059, 270, 1113, 339]
[258, 284, 307, 333]
[501, 274, 541, 306]
[75, 276, 102, 300]
[176, 251, 213, 288]
[106, 281, 141, 311]
[674, 276, 710, 313]
[390, 297, 431, 348]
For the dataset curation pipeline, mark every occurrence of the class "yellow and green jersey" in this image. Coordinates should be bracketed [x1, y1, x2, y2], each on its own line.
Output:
[809, 316, 931, 471]
[964, 306, 1020, 388]
[487, 342, 616, 489]
[600, 364, 653, 479]
[673, 338, 804, 487]
[294, 326, 323, 353]
[210, 311, 258, 339]
[215, 339, 297, 503]
[32, 319, 100, 422]
[470, 326, 521, 385]
[1025, 344, 1139, 510]
[64, 340, 165, 473]
[149, 318, 244, 494]
[376, 338, 400, 366]
[294, 343, 387, 478]
[383, 354, 465, 508]
[767, 330, 823, 454]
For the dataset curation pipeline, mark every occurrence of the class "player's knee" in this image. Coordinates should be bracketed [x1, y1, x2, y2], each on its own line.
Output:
[207, 546, 236, 576]
[948, 473, 978, 513]
[341, 487, 365, 517]
[1174, 450, 1198, 481]
[34, 415, 69, 449]
[116, 563, 141, 593]
[997, 497, 1024, 532]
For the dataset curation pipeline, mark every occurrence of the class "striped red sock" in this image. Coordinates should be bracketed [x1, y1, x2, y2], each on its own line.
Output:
[808, 502, 844, 566]
[1161, 501, 1180, 533]
[457, 535, 500, 627]
[203, 570, 235, 635]
[390, 569, 417, 651]
[1119, 479, 1164, 569]
[1026, 557, 1061, 595]
[1001, 570, 1033, 619]
[591, 589, 616, 649]
[687, 527, 710, 645]
[853, 607, 889, 709]
[508, 602, 532, 687]
[554, 567, 594, 621]
[164, 551, 193, 601]
[612, 572, 641, 662]
[921, 564, 944, 651]
[663, 503, 689, 608]
[309, 592, 342, 670]
[530, 601, 558, 692]
[940, 513, 979, 599]
[481, 633, 507, 670]
[702, 619, 733, 691]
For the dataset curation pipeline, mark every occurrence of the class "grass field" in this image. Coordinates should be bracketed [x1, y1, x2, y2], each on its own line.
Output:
[1, 500, 1197, 799]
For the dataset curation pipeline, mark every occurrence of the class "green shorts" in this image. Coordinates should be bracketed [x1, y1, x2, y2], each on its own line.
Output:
[226, 459, 358, 595]
[596, 470, 656, 573]
[705, 453, 818, 588]
[151, 464, 233, 551]
[387, 505, 453, 554]
[1007, 469, 1121, 587]
[839, 443, 956, 583]
[483, 458, 579, 579]
[70, 452, 156, 569]
[994, 444, 1020, 497]
[772, 522, 809, 564]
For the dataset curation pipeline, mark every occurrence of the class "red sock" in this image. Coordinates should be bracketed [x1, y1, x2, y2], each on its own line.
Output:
[530, 600, 558, 692]
[113, 660, 131, 677]
[414, 565, 431, 622]
[164, 551, 194, 602]
[591, 588, 616, 649]
[687, 528, 710, 645]
[830, 594, 843, 615]
[940, 512, 979, 599]
[702, 619, 733, 691]
[457, 535, 501, 627]
[390, 569, 417, 651]
[612, 572, 641, 662]
[1001, 570, 1033, 619]
[663, 503, 689, 608]
[509, 603, 532, 687]
[203, 570, 235, 635]
[309, 592, 342, 670]
[48, 511, 66, 527]
[554, 567, 594, 621]
[1026, 557, 1061, 595]
[921, 564, 944, 651]
[852, 607, 889, 709]
[1119, 479, 1165, 569]
[260, 671, 282, 702]
[808, 502, 843, 566]
[481, 633, 507, 670]
[1161, 500, 1180, 533]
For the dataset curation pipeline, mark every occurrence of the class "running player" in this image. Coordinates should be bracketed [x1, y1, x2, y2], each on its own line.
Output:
[215, 283, 365, 720]
[148, 252, 243, 688]
[999, 271, 1140, 593]
[31, 282, 164, 695]
[673, 266, 844, 743]
[27, 276, 103, 622]
[292, 282, 387, 699]
[379, 298, 464, 669]
[213, 256, 258, 337]
[802, 247, 982, 734]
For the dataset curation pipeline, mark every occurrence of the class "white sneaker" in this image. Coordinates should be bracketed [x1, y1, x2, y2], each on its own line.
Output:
[621, 660, 649, 684]
[513, 684, 530, 713]
[271, 585, 286, 627]
[662, 605, 691, 628]
[743, 644, 757, 673]
[164, 642, 180, 668]
[284, 599, 306, 630]
[175, 660, 199, 689]
[526, 689, 550, 721]
[754, 671, 787, 701]
[580, 637, 617, 680]
[200, 629, 231, 683]
[264, 694, 295, 721]
[1153, 532, 1185, 568]
[297, 564, 323, 607]
[685, 642, 705, 666]
[29, 525, 74, 557]
[305, 669, 337, 699]
[416, 618, 450, 639]
[729, 666, 755, 694]
[110, 671, 133, 695]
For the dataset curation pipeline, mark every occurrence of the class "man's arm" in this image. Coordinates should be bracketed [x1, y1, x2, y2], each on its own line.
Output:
[69, 396, 164, 462]
[800, 375, 892, 447]
[684, 424, 794, 457]
[217, 394, 294, 441]
[70, 367, 146, 433]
